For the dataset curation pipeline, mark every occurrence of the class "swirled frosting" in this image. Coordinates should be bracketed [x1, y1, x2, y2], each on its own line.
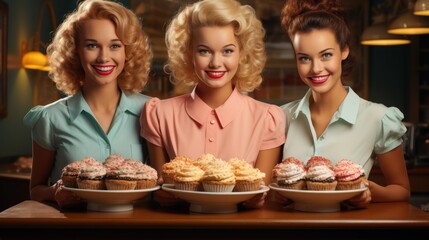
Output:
[306, 156, 334, 170]
[62, 157, 99, 176]
[78, 159, 106, 180]
[202, 162, 236, 184]
[334, 159, 365, 182]
[306, 165, 336, 182]
[272, 162, 306, 184]
[174, 165, 204, 182]
[163, 156, 193, 175]
[125, 159, 158, 180]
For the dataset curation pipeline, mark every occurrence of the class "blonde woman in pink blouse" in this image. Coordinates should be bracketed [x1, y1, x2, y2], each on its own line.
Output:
[140, 0, 286, 208]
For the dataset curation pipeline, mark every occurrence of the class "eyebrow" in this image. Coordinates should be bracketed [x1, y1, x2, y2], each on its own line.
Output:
[197, 43, 237, 48]
[83, 39, 122, 43]
[296, 48, 334, 56]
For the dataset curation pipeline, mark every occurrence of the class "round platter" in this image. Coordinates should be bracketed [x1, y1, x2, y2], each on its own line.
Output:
[162, 184, 270, 214]
[63, 185, 160, 212]
[269, 183, 368, 212]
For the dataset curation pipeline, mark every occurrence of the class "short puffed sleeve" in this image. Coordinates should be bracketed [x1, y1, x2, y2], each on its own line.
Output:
[23, 106, 55, 151]
[374, 107, 407, 154]
[140, 97, 163, 147]
[261, 104, 286, 150]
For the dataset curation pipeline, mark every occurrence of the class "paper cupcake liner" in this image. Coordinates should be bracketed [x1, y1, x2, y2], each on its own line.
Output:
[77, 179, 106, 190]
[62, 175, 78, 188]
[174, 181, 201, 191]
[202, 183, 235, 192]
[136, 179, 157, 189]
[105, 179, 137, 190]
[306, 180, 337, 191]
[277, 179, 306, 190]
[336, 177, 364, 190]
[234, 180, 262, 192]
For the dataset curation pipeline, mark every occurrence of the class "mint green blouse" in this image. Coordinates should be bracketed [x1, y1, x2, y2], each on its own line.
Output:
[23, 91, 151, 183]
[282, 87, 407, 176]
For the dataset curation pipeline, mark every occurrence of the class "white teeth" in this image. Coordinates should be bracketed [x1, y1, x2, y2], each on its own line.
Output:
[95, 66, 114, 72]
[208, 71, 224, 76]
[312, 76, 327, 81]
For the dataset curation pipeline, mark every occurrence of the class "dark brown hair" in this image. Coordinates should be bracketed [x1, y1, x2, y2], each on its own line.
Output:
[280, 0, 354, 77]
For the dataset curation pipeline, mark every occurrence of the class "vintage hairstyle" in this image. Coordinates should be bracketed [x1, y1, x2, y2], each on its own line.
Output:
[280, 0, 354, 77]
[47, 0, 153, 95]
[165, 0, 266, 92]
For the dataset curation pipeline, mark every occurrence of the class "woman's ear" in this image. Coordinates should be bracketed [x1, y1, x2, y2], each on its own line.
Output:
[342, 46, 350, 60]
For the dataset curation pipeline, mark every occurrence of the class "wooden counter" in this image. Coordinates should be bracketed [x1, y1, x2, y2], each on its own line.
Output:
[1, 200, 428, 239]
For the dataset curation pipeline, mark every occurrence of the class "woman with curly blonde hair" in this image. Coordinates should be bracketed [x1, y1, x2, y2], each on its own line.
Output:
[140, 0, 285, 209]
[23, 0, 153, 208]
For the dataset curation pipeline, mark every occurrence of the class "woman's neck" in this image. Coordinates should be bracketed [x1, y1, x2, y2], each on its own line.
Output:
[195, 83, 234, 109]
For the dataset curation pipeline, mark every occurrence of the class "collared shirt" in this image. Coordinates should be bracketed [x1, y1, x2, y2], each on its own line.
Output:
[281, 87, 406, 175]
[23, 90, 151, 183]
[141, 87, 286, 166]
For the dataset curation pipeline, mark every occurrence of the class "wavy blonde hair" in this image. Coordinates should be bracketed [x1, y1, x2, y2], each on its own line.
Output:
[47, 0, 153, 95]
[165, 0, 266, 92]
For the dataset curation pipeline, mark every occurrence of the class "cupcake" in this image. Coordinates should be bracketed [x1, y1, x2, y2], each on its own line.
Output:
[126, 159, 158, 189]
[174, 165, 205, 191]
[202, 161, 236, 192]
[306, 156, 334, 170]
[61, 158, 90, 188]
[228, 158, 265, 192]
[162, 156, 193, 184]
[334, 159, 365, 190]
[103, 155, 137, 190]
[193, 153, 218, 171]
[305, 164, 337, 191]
[272, 157, 306, 190]
[76, 158, 106, 190]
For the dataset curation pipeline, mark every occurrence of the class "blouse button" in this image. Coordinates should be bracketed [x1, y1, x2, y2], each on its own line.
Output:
[209, 138, 215, 142]
[210, 120, 215, 124]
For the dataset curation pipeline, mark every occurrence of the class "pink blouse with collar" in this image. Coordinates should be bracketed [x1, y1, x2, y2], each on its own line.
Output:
[140, 88, 286, 166]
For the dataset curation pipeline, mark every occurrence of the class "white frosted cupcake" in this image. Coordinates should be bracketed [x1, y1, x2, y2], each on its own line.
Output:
[174, 165, 204, 191]
[228, 158, 265, 192]
[202, 161, 236, 192]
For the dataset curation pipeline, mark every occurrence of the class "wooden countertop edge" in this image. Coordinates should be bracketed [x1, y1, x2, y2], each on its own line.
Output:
[1, 218, 428, 229]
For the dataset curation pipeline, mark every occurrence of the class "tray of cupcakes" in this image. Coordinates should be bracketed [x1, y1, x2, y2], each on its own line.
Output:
[62, 154, 159, 212]
[161, 154, 269, 213]
[269, 156, 368, 212]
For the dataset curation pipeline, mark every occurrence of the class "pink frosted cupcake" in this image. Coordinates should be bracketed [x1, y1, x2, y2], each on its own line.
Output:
[305, 164, 337, 191]
[272, 157, 306, 190]
[125, 159, 158, 189]
[76, 157, 106, 190]
[61, 158, 87, 188]
[103, 155, 137, 190]
[306, 156, 334, 170]
[334, 159, 365, 190]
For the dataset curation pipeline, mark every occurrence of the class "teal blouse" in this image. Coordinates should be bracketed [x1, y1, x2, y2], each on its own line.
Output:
[23, 90, 151, 183]
[282, 87, 407, 176]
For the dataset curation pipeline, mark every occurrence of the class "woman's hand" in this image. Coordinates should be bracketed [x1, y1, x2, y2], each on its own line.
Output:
[53, 180, 84, 209]
[241, 192, 267, 209]
[342, 179, 371, 209]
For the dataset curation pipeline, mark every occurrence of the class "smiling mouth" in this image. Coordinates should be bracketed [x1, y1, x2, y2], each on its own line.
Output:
[93, 65, 115, 76]
[206, 71, 225, 79]
[309, 75, 329, 84]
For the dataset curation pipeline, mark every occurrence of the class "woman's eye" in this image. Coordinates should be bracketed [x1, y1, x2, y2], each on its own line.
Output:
[322, 53, 333, 59]
[298, 56, 310, 62]
[198, 49, 209, 54]
[224, 49, 234, 54]
[111, 44, 122, 49]
[86, 43, 98, 49]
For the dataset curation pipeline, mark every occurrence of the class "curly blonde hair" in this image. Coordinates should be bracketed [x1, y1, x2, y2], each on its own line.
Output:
[165, 0, 266, 93]
[47, 0, 153, 95]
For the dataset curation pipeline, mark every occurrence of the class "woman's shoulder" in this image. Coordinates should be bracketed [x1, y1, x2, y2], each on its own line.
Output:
[23, 97, 70, 128]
